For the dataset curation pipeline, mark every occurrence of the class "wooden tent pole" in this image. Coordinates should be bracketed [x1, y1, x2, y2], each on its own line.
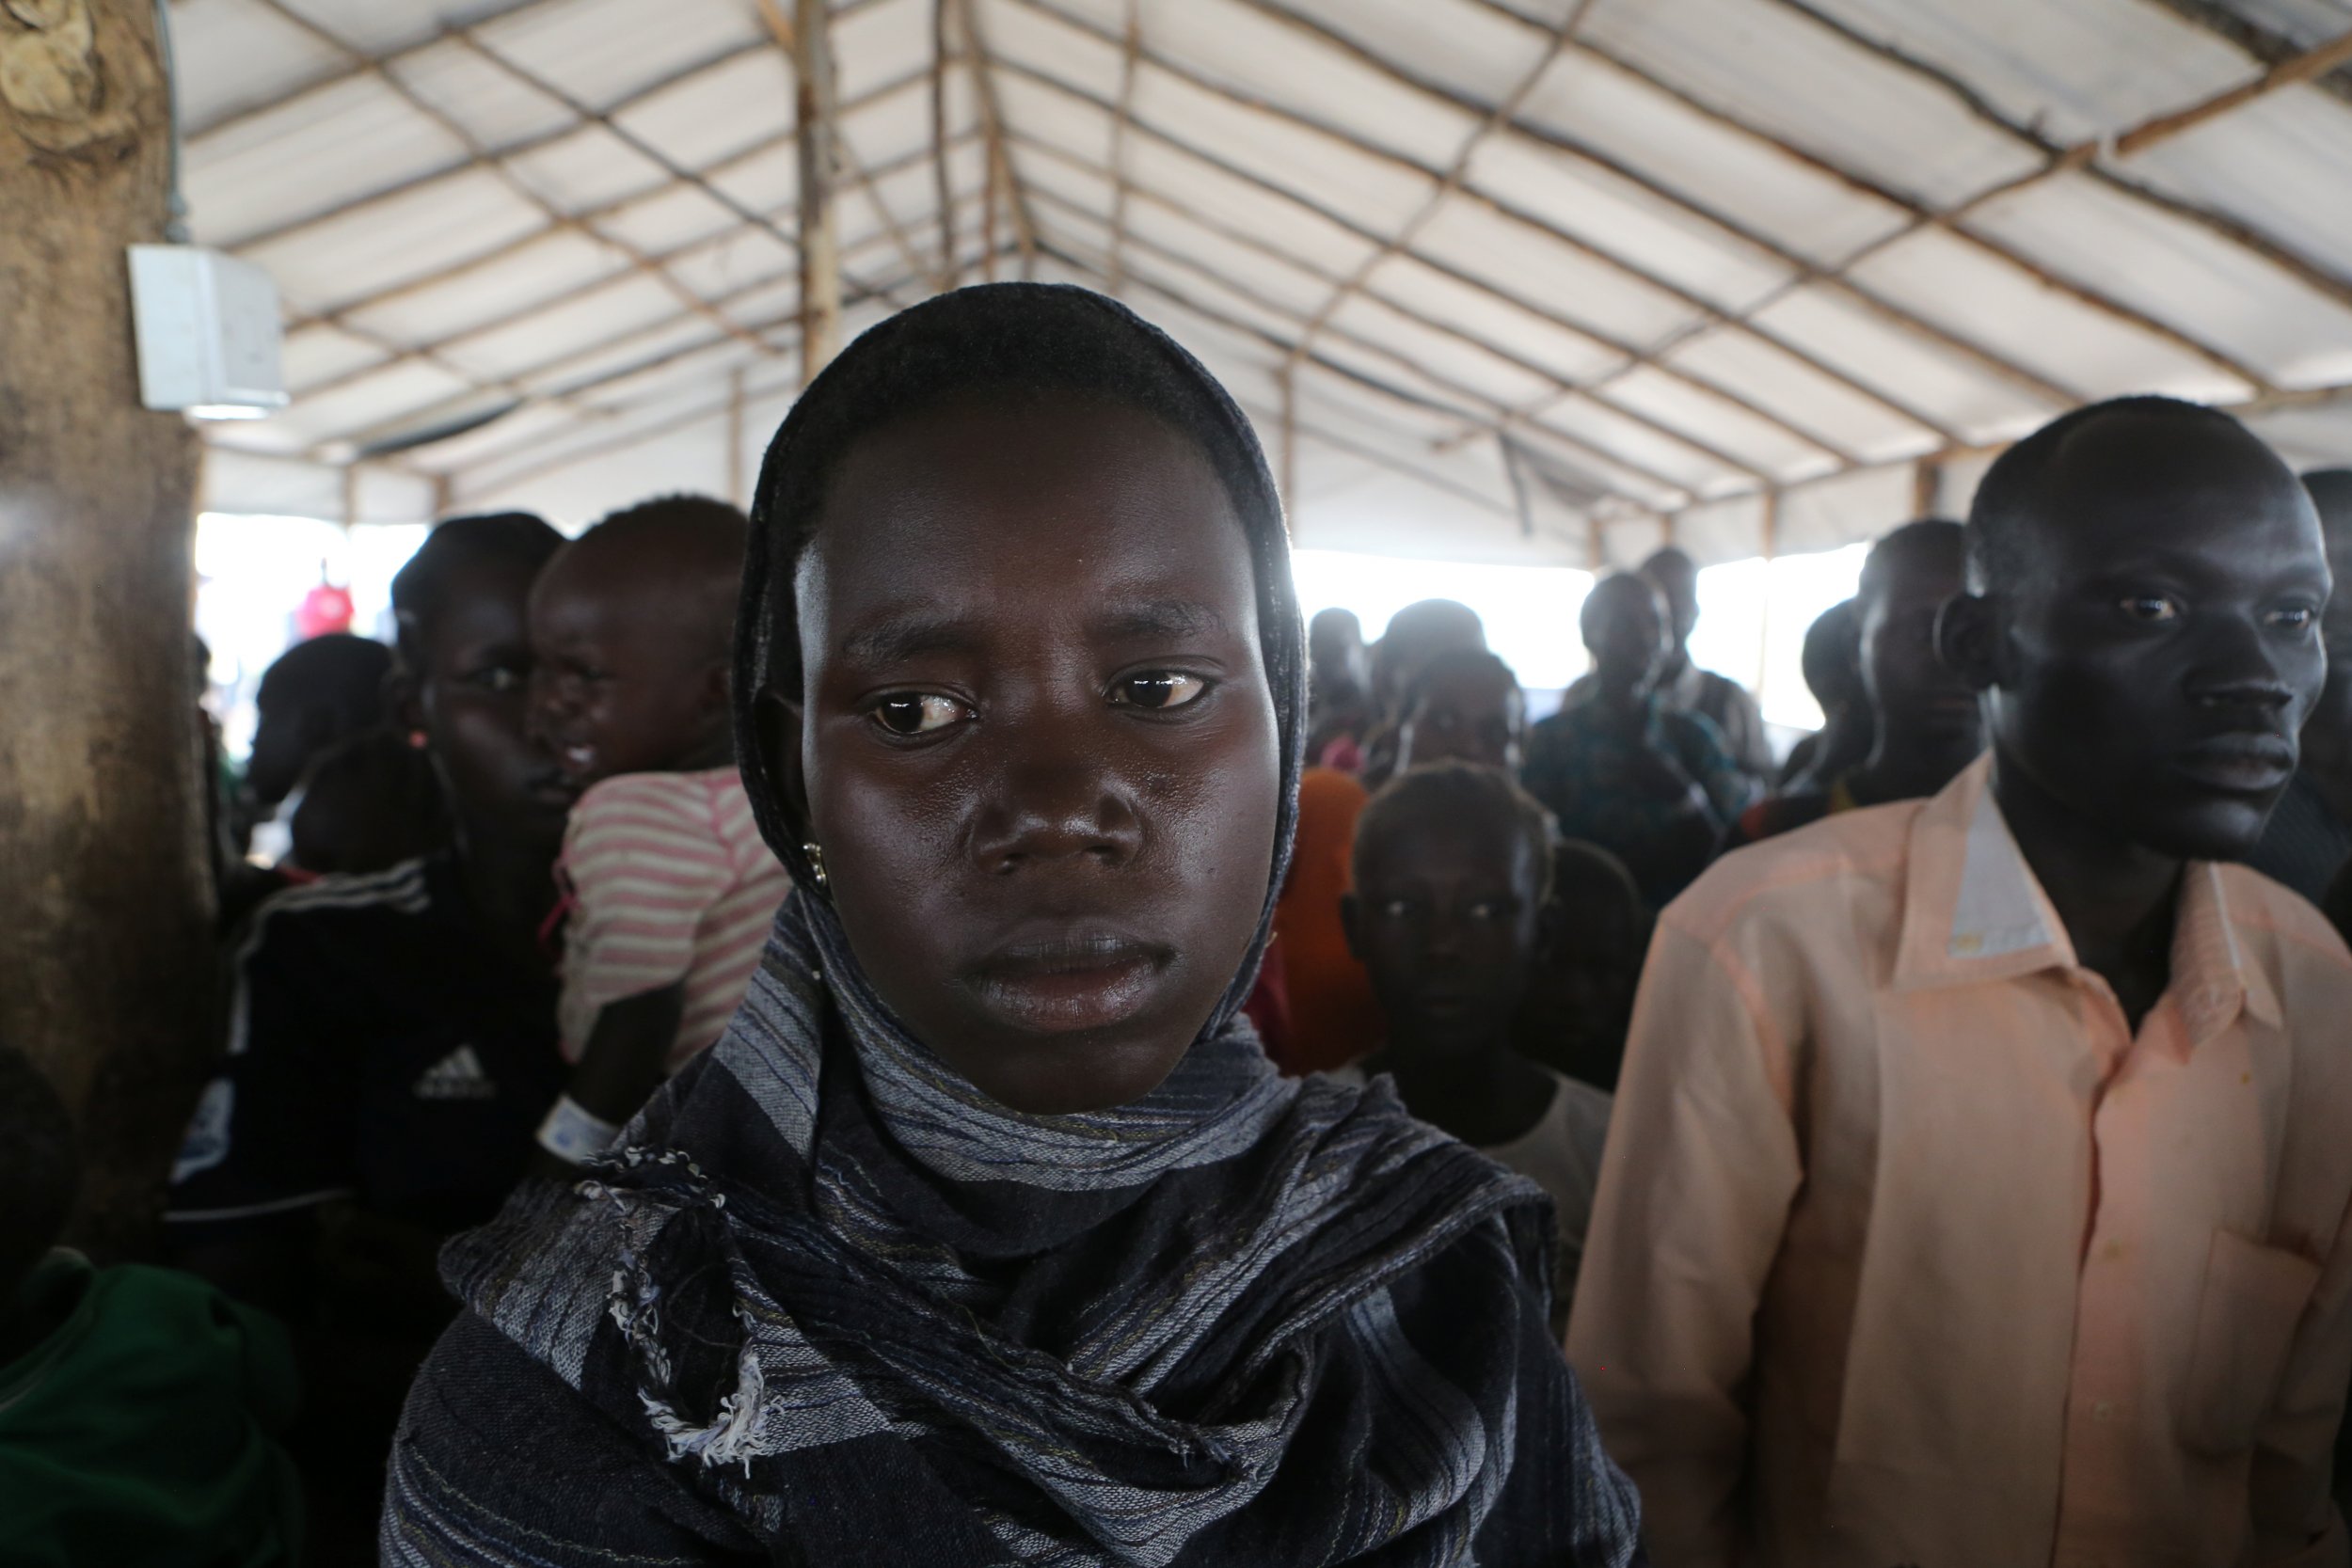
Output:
[959, 0, 1039, 279]
[1108, 0, 1141, 296]
[727, 367, 749, 507]
[795, 0, 842, 381]
[0, 0, 211, 1256]
[932, 0, 958, 289]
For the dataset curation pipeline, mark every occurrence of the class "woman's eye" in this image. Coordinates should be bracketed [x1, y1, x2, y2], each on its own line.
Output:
[2120, 594, 2183, 624]
[1111, 673, 1209, 710]
[474, 666, 524, 694]
[2266, 605, 2318, 632]
[872, 693, 968, 736]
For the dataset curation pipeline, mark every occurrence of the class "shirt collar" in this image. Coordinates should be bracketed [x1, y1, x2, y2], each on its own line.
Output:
[1892, 755, 2277, 1044]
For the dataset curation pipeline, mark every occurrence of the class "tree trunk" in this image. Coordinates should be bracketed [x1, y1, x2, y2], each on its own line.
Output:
[1, 0, 212, 1259]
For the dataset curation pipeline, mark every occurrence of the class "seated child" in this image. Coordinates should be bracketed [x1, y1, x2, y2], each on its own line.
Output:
[1339, 763, 1614, 1329]
[0, 1046, 301, 1567]
[527, 495, 792, 1165]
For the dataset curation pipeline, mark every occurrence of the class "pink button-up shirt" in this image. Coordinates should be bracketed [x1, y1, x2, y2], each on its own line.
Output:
[1567, 755, 2352, 1567]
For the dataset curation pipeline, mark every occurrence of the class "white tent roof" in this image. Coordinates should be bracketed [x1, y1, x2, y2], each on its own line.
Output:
[178, 0, 2352, 565]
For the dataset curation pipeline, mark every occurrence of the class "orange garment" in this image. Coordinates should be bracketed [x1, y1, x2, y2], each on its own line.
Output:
[1267, 768, 1383, 1075]
[1568, 754, 2352, 1568]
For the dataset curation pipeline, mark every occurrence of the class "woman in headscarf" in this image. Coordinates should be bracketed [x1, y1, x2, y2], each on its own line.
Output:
[381, 285, 1643, 1567]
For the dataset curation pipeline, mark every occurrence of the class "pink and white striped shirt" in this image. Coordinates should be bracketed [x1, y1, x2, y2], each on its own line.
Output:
[557, 768, 791, 1074]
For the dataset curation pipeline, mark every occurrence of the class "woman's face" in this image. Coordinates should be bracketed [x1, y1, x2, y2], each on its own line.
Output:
[765, 397, 1281, 1116]
[411, 553, 574, 856]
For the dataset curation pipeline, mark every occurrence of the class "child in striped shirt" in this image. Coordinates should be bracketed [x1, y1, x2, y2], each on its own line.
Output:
[525, 495, 791, 1167]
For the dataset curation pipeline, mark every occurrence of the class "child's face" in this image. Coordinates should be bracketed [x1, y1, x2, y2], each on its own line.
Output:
[412, 554, 573, 849]
[1346, 813, 1544, 1054]
[1398, 666, 1524, 773]
[527, 546, 724, 793]
[770, 398, 1281, 1116]
[1976, 419, 2330, 860]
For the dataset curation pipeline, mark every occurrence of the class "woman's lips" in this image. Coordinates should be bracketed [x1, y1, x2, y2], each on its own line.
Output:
[966, 929, 1173, 1035]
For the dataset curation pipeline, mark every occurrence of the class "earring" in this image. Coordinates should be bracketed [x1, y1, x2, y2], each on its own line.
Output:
[802, 843, 827, 889]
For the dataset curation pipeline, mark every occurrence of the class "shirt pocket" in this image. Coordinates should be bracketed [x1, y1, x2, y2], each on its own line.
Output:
[2179, 1227, 2323, 1456]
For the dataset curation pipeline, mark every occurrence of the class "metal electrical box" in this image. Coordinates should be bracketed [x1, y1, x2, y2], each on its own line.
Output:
[127, 245, 289, 420]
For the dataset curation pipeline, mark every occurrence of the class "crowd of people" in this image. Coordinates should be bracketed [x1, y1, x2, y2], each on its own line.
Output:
[5, 281, 2352, 1566]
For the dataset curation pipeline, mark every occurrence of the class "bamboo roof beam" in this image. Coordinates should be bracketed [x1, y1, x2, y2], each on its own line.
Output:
[218, 40, 803, 253]
[287, 191, 975, 415]
[1071, 200, 1728, 493]
[195, 0, 907, 145]
[2137, 0, 2352, 111]
[960, 0, 1041, 277]
[988, 42, 1945, 447]
[1000, 70, 1867, 463]
[246, 0, 783, 362]
[1265, 0, 2275, 394]
[1769, 0, 2352, 315]
[1020, 170, 1779, 483]
[750, 0, 934, 300]
[793, 0, 844, 379]
[1283, 0, 1592, 381]
[443, 245, 1016, 493]
[933, 0, 961, 287]
[1060, 239, 1701, 507]
[191, 0, 586, 141]
[1231, 391, 1523, 521]
[1107, 0, 1142, 295]
[994, 0, 1970, 436]
[446, 28, 893, 312]
[275, 69, 936, 331]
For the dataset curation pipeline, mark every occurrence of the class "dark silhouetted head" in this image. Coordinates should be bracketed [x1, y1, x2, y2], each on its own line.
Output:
[1345, 763, 1552, 1057]
[247, 633, 394, 806]
[1372, 598, 1486, 717]
[1942, 398, 2328, 860]
[1856, 519, 1979, 760]
[1800, 599, 1864, 718]
[1581, 572, 1671, 703]
[529, 494, 748, 794]
[1310, 607, 1370, 700]
[2304, 469, 2352, 761]
[288, 728, 448, 876]
[1396, 648, 1526, 774]
[1640, 545, 1701, 653]
[390, 512, 571, 853]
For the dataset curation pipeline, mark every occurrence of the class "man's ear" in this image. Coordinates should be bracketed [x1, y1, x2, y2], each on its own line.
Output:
[1339, 892, 1365, 963]
[753, 683, 811, 840]
[1936, 592, 2001, 693]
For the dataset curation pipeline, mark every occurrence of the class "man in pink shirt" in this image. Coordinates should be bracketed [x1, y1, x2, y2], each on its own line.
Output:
[1569, 397, 2352, 1567]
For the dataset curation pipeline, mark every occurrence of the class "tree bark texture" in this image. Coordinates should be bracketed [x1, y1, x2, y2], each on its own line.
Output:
[1, 0, 212, 1259]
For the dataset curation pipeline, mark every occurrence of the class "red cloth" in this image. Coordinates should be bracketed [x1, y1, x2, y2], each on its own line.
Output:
[1266, 768, 1384, 1075]
[295, 583, 355, 640]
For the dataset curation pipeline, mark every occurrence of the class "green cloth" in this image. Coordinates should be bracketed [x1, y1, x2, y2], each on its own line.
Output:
[0, 1251, 302, 1568]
